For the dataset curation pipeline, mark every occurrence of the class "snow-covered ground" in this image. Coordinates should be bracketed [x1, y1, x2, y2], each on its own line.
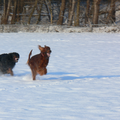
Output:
[0, 33, 120, 120]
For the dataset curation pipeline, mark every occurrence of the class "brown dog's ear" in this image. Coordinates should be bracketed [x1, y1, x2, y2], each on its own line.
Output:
[38, 45, 44, 51]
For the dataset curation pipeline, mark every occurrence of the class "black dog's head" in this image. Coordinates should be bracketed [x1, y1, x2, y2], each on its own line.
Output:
[10, 52, 20, 63]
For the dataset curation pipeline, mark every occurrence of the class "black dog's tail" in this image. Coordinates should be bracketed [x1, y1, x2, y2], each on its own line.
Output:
[27, 50, 32, 65]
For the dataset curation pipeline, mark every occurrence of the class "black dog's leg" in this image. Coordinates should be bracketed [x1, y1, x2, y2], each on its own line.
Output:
[7, 68, 14, 76]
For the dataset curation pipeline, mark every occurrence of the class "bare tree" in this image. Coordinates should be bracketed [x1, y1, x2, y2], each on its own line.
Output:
[57, 0, 66, 25]
[68, 0, 76, 26]
[92, 0, 101, 25]
[107, 0, 116, 23]
[85, 0, 90, 24]
[48, 0, 53, 24]
[16, 0, 21, 23]
[27, 0, 39, 24]
[1, 0, 7, 24]
[68, 0, 72, 23]
[1, 0, 11, 24]
[36, 0, 44, 24]
[75, 0, 80, 26]
[11, 0, 17, 24]
[44, 0, 53, 24]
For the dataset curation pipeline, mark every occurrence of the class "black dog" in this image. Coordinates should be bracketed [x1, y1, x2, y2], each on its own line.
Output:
[0, 52, 20, 76]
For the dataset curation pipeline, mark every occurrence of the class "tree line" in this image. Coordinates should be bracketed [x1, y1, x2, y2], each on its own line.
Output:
[0, 0, 119, 26]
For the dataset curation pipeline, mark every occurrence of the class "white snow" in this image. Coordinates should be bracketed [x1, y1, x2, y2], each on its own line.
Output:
[0, 33, 120, 120]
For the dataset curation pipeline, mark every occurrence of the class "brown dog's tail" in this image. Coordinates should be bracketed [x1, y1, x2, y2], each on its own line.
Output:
[27, 50, 32, 65]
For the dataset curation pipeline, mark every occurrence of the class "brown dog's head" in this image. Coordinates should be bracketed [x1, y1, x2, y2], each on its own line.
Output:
[38, 45, 52, 58]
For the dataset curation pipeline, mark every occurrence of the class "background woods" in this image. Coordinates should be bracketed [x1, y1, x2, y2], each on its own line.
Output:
[0, 0, 120, 26]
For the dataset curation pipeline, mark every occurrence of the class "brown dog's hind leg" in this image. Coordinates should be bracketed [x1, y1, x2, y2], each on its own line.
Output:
[31, 69, 37, 80]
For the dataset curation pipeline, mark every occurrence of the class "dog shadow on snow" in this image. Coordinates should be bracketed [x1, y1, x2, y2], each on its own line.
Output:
[15, 71, 120, 80]
[43, 72, 120, 80]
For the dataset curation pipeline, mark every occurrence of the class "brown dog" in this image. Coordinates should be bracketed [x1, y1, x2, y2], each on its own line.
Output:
[27, 45, 51, 80]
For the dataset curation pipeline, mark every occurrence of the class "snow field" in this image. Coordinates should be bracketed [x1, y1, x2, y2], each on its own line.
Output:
[0, 33, 120, 120]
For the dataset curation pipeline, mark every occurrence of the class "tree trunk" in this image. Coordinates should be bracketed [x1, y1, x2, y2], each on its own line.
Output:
[20, 0, 24, 13]
[27, 0, 39, 24]
[85, 0, 90, 24]
[17, 0, 20, 23]
[11, 0, 17, 24]
[5, 0, 11, 24]
[1, 0, 7, 24]
[107, 0, 116, 23]
[57, 0, 66, 25]
[68, 0, 76, 26]
[44, 0, 50, 21]
[36, 0, 43, 24]
[20, 0, 24, 24]
[75, 0, 80, 26]
[68, 0, 72, 23]
[92, 0, 101, 25]
[2, 0, 11, 24]
[49, 0, 53, 24]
